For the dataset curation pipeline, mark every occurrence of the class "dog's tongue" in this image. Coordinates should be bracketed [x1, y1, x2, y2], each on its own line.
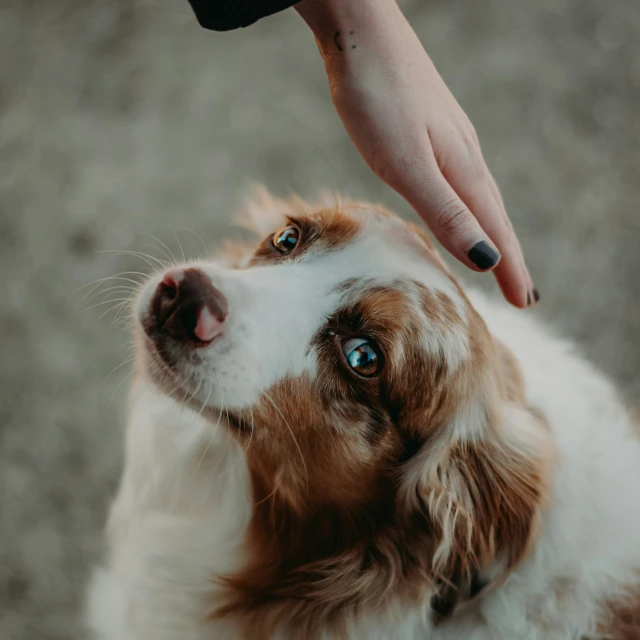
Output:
[194, 306, 223, 342]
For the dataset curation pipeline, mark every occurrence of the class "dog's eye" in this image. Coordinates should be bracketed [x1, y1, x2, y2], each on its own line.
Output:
[341, 337, 380, 377]
[272, 225, 300, 254]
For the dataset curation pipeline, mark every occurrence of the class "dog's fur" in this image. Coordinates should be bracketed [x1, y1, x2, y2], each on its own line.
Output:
[86, 189, 640, 639]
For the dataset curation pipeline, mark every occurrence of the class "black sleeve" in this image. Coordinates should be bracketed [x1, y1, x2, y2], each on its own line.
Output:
[187, 0, 301, 31]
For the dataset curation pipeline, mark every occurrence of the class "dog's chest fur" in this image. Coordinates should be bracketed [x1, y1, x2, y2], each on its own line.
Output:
[86, 289, 640, 640]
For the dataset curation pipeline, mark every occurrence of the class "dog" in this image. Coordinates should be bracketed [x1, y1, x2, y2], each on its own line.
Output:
[86, 188, 640, 639]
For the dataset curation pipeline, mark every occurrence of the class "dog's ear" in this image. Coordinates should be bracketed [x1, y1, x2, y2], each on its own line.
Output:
[236, 185, 347, 238]
[401, 403, 554, 624]
[234, 185, 292, 238]
[217, 186, 346, 268]
[214, 185, 303, 268]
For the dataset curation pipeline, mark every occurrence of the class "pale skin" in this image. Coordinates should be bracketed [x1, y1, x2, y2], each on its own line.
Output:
[295, 0, 537, 308]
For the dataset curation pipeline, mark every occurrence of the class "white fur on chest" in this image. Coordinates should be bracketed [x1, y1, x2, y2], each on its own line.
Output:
[86, 291, 640, 640]
[457, 292, 640, 639]
[86, 380, 253, 640]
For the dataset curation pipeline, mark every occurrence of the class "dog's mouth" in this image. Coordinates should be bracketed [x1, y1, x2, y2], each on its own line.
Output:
[143, 335, 193, 397]
[144, 334, 176, 370]
[143, 334, 251, 434]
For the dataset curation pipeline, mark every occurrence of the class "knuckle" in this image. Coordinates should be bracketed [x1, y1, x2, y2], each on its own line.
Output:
[464, 146, 485, 179]
[460, 129, 485, 178]
[466, 123, 480, 146]
[437, 198, 473, 235]
[460, 117, 480, 144]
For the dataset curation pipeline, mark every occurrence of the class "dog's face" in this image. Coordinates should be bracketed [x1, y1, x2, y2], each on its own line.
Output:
[134, 192, 553, 634]
[136, 201, 477, 502]
[136, 203, 465, 412]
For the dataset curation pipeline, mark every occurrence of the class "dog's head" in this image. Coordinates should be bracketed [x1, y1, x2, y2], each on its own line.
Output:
[134, 189, 554, 635]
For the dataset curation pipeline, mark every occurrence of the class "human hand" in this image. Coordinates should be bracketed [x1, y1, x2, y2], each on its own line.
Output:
[296, 0, 537, 308]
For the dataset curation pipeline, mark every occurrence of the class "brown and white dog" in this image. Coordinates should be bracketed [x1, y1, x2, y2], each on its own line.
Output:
[86, 189, 640, 640]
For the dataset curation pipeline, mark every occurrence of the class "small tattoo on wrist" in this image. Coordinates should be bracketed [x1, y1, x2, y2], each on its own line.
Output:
[333, 30, 356, 53]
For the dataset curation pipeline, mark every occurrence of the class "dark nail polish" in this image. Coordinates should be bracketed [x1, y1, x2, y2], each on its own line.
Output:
[527, 291, 532, 306]
[533, 288, 540, 303]
[467, 241, 500, 270]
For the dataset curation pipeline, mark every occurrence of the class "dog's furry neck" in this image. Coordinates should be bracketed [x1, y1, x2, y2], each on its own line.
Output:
[211, 330, 551, 639]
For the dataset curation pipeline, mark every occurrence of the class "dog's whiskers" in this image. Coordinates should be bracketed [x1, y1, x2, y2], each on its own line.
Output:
[177, 226, 209, 259]
[104, 355, 136, 382]
[171, 228, 187, 264]
[141, 233, 178, 266]
[75, 279, 143, 308]
[80, 297, 132, 316]
[112, 302, 135, 329]
[109, 370, 134, 405]
[178, 375, 198, 416]
[84, 284, 139, 302]
[99, 249, 169, 271]
[98, 299, 136, 321]
[263, 390, 308, 493]
[187, 382, 217, 485]
[253, 474, 283, 507]
[74, 271, 147, 295]
[185, 377, 204, 407]
[245, 405, 255, 455]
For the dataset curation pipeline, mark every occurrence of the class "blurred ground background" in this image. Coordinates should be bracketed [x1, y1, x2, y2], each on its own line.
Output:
[0, 0, 639, 638]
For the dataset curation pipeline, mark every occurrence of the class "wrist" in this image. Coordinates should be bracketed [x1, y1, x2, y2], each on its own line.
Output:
[295, 0, 404, 58]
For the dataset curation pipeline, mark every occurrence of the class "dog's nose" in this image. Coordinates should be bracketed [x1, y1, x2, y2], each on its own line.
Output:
[150, 268, 228, 344]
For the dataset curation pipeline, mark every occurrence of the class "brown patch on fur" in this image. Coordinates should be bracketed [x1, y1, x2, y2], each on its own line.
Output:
[210, 280, 552, 638]
[494, 338, 526, 405]
[310, 207, 362, 252]
[418, 285, 464, 337]
[435, 291, 462, 325]
[596, 585, 640, 639]
[425, 437, 547, 619]
[213, 367, 425, 639]
[409, 300, 553, 621]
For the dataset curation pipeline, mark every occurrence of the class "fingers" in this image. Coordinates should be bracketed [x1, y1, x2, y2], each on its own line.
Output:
[370, 131, 536, 309]
[403, 164, 503, 275]
[472, 179, 531, 308]
[428, 130, 536, 308]
[450, 169, 532, 308]
[484, 171, 540, 306]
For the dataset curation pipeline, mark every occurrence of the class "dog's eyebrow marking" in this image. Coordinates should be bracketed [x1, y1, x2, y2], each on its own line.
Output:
[332, 277, 378, 297]
[334, 278, 360, 294]
[253, 210, 362, 266]
[333, 278, 420, 300]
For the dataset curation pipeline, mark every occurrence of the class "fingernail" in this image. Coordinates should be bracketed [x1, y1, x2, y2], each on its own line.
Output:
[533, 288, 540, 303]
[468, 241, 500, 271]
[527, 291, 532, 306]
